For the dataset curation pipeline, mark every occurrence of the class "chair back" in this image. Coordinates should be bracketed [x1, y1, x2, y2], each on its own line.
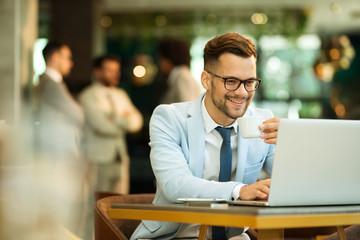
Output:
[95, 191, 122, 202]
[94, 193, 155, 240]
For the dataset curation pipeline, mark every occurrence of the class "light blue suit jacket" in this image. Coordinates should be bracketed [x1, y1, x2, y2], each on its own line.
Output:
[131, 94, 275, 240]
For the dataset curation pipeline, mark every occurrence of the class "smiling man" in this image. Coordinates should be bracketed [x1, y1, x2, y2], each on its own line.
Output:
[131, 32, 280, 240]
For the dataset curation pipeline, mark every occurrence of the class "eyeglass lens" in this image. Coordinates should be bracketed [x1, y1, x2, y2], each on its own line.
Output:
[225, 79, 260, 91]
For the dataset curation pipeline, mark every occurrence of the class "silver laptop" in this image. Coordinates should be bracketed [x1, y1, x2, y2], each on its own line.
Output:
[231, 118, 360, 207]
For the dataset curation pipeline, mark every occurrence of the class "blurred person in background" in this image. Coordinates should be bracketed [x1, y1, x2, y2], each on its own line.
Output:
[35, 41, 87, 238]
[36, 41, 84, 161]
[79, 55, 143, 195]
[79, 55, 143, 240]
[157, 38, 202, 104]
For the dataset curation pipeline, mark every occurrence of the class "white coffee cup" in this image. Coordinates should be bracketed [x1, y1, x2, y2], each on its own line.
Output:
[237, 116, 264, 139]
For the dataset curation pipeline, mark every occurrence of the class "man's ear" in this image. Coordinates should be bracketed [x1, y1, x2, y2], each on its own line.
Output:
[201, 70, 211, 90]
[53, 51, 61, 61]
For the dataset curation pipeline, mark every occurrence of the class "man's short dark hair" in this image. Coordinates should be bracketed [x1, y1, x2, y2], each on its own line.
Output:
[42, 41, 68, 62]
[158, 38, 191, 67]
[204, 32, 257, 69]
[92, 55, 121, 69]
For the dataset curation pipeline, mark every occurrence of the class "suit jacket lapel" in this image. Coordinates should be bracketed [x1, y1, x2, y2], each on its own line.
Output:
[186, 94, 205, 178]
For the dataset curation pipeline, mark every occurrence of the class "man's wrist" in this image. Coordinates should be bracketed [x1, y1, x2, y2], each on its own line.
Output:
[231, 183, 247, 200]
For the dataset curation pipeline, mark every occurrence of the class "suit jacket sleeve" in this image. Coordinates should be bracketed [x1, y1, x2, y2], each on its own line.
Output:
[79, 87, 143, 136]
[113, 89, 143, 133]
[79, 89, 124, 136]
[41, 79, 84, 126]
[149, 104, 239, 202]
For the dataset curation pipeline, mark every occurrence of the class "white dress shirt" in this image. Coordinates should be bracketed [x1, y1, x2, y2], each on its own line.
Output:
[45, 67, 63, 83]
[202, 96, 239, 183]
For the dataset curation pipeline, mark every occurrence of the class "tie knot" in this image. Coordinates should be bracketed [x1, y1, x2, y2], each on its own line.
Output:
[215, 126, 232, 143]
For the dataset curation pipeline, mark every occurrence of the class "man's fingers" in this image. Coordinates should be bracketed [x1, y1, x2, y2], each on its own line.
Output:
[264, 138, 277, 144]
[260, 118, 280, 130]
[259, 118, 280, 145]
[258, 181, 270, 193]
[255, 190, 268, 199]
[260, 130, 278, 145]
[260, 131, 277, 138]
[254, 185, 270, 199]
[259, 178, 271, 186]
[259, 122, 279, 133]
[263, 117, 281, 124]
[240, 179, 272, 200]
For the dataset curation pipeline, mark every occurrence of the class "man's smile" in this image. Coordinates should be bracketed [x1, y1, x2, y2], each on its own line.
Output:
[227, 96, 248, 107]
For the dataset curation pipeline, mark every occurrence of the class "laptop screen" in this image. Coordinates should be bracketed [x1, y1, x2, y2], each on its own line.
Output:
[267, 118, 360, 206]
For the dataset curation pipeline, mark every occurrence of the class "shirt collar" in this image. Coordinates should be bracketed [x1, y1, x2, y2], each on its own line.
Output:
[45, 67, 63, 83]
[201, 95, 238, 134]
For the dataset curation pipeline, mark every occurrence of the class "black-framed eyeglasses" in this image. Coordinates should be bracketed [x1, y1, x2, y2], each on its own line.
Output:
[206, 70, 261, 92]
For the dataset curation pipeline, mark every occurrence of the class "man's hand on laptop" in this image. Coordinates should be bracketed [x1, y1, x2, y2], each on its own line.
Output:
[259, 118, 280, 145]
[239, 179, 271, 200]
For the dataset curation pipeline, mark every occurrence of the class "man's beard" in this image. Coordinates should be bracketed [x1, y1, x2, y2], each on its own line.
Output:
[210, 90, 250, 120]
[100, 77, 113, 87]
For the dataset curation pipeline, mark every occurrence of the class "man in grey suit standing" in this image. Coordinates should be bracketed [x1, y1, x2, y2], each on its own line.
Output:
[35, 41, 86, 238]
[36, 41, 84, 161]
[79, 55, 143, 195]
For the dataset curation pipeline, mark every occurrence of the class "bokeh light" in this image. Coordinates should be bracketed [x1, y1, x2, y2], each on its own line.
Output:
[251, 13, 268, 25]
[155, 15, 167, 27]
[100, 16, 112, 28]
[133, 65, 146, 78]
